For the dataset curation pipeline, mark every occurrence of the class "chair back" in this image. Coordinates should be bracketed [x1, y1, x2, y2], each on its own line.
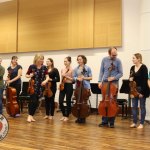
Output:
[21, 82, 29, 95]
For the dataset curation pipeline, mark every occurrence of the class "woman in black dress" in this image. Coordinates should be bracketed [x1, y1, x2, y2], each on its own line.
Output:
[43, 58, 60, 120]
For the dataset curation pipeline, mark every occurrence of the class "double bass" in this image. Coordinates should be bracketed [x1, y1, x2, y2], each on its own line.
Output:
[72, 81, 90, 119]
[98, 63, 118, 117]
[43, 82, 53, 97]
[5, 84, 20, 117]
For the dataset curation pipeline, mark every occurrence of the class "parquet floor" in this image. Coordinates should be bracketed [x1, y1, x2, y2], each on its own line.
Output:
[1, 108, 150, 150]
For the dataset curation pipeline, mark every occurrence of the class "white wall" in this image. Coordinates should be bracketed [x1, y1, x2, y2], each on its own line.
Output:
[1, 0, 150, 117]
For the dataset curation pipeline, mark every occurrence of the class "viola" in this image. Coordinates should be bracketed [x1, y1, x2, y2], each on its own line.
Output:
[72, 81, 90, 118]
[59, 77, 66, 91]
[129, 81, 139, 98]
[27, 78, 35, 95]
[5, 85, 20, 117]
[98, 62, 118, 117]
[43, 82, 53, 97]
[59, 69, 69, 91]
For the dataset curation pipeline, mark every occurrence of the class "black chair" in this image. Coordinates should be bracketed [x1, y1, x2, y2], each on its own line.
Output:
[119, 79, 131, 117]
[117, 99, 128, 118]
[19, 82, 30, 112]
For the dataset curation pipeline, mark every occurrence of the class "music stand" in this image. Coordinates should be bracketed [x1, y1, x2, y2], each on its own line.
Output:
[119, 79, 131, 117]
[90, 83, 101, 114]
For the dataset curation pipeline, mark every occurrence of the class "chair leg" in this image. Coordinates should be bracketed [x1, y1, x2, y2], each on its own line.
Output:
[122, 104, 124, 117]
[19, 99, 23, 112]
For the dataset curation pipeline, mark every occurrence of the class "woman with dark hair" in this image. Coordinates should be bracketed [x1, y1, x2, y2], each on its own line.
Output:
[43, 58, 60, 120]
[59, 56, 73, 122]
[73, 55, 92, 123]
[129, 53, 149, 129]
[26, 53, 49, 122]
[6, 56, 22, 116]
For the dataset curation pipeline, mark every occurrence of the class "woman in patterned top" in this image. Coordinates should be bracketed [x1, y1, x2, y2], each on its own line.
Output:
[6, 56, 22, 116]
[43, 58, 60, 120]
[26, 54, 49, 123]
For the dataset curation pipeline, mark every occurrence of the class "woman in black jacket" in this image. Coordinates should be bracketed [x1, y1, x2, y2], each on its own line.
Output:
[129, 53, 149, 129]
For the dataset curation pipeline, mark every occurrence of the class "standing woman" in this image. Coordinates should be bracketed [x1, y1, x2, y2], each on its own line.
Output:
[43, 58, 60, 120]
[148, 71, 150, 89]
[129, 53, 149, 129]
[59, 56, 73, 122]
[6, 56, 22, 116]
[26, 54, 49, 122]
[0, 58, 5, 115]
[73, 55, 92, 123]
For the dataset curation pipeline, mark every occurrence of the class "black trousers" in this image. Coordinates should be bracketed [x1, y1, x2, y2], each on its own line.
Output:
[45, 89, 56, 116]
[59, 83, 73, 117]
[28, 94, 39, 116]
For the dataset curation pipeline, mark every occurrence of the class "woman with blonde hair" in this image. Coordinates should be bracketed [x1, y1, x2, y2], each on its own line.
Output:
[129, 53, 149, 129]
[26, 53, 49, 122]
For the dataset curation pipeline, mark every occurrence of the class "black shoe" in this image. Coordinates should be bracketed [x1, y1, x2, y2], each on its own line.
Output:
[80, 118, 86, 123]
[110, 124, 115, 128]
[98, 123, 108, 127]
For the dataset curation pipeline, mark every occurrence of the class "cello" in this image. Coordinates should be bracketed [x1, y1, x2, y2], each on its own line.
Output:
[72, 80, 90, 119]
[5, 83, 20, 117]
[98, 63, 118, 117]
[43, 82, 53, 97]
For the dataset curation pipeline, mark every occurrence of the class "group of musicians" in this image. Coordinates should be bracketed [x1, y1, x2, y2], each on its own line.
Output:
[0, 47, 150, 129]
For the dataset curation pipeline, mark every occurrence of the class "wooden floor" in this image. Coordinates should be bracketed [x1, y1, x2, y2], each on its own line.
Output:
[1, 108, 150, 150]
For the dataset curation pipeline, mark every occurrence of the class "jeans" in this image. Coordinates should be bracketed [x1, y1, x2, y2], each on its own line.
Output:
[102, 116, 115, 125]
[132, 97, 146, 125]
[0, 88, 3, 114]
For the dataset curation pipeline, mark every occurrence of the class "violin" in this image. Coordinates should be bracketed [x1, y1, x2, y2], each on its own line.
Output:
[98, 62, 118, 117]
[43, 82, 53, 97]
[5, 84, 20, 117]
[27, 78, 35, 95]
[59, 69, 69, 91]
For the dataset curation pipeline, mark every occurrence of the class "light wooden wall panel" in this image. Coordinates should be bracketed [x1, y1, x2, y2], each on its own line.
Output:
[0, 0, 17, 53]
[18, 0, 68, 52]
[94, 0, 122, 47]
[68, 0, 94, 49]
